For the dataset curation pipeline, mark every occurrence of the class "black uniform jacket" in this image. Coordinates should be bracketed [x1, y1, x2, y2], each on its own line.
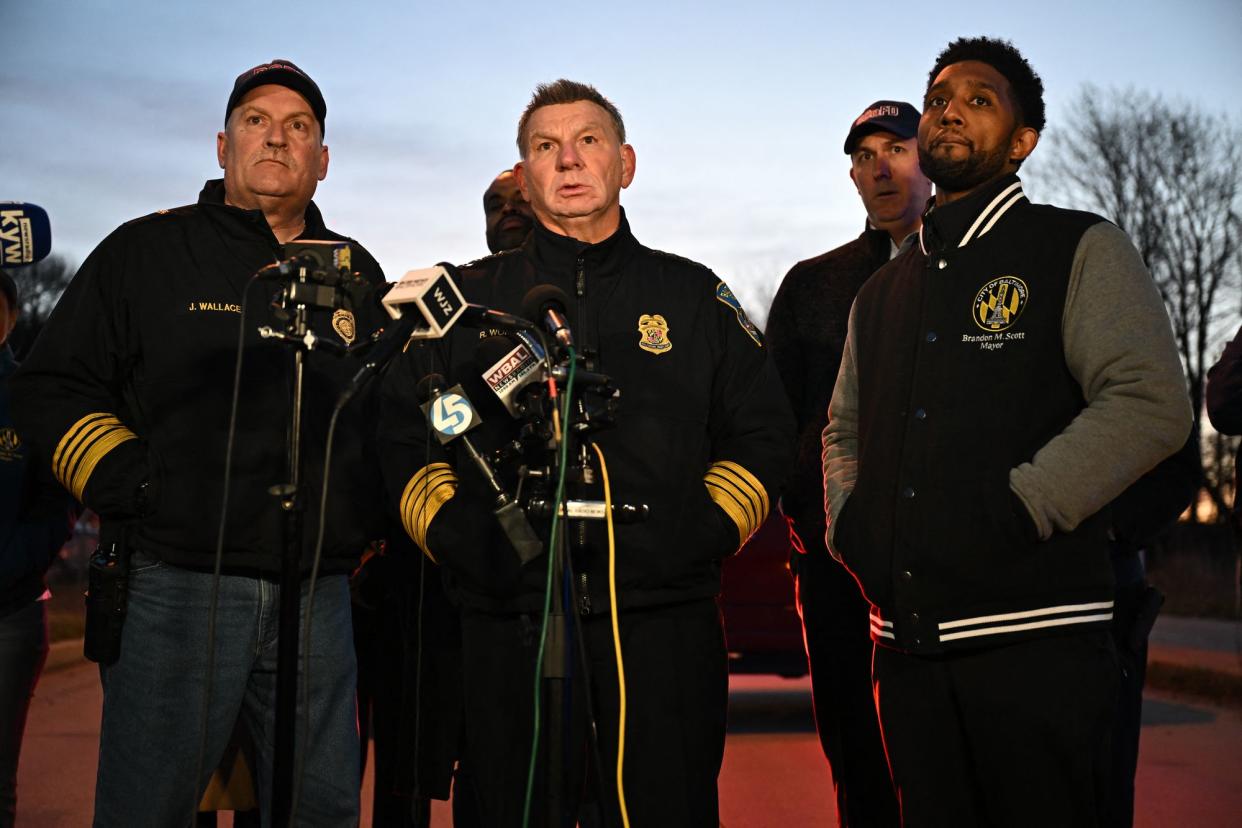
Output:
[12, 180, 387, 575]
[379, 212, 795, 614]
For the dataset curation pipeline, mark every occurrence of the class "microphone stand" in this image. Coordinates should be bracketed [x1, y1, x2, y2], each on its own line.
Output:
[537, 350, 629, 828]
[254, 264, 350, 828]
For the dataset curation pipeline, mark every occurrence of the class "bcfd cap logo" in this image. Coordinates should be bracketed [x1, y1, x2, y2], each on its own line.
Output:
[973, 276, 1028, 332]
[638, 314, 672, 354]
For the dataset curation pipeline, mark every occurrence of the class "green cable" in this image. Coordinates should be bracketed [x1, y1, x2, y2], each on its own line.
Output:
[522, 347, 577, 828]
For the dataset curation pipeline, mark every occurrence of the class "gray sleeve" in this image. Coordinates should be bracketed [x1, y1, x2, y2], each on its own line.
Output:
[1009, 221, 1193, 539]
[821, 302, 859, 561]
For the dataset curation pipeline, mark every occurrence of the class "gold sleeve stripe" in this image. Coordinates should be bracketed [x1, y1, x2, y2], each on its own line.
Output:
[704, 461, 770, 545]
[52, 413, 139, 500]
[711, 460, 770, 518]
[704, 470, 759, 533]
[400, 463, 458, 562]
[705, 478, 754, 543]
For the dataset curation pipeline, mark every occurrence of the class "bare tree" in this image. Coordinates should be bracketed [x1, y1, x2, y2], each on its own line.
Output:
[5, 253, 76, 360]
[1034, 86, 1242, 520]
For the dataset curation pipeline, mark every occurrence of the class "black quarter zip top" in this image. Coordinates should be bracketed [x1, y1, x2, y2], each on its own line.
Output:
[12, 180, 388, 575]
[380, 209, 796, 615]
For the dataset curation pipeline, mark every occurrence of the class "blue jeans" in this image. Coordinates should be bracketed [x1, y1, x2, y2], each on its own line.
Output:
[93, 553, 359, 827]
[0, 598, 49, 828]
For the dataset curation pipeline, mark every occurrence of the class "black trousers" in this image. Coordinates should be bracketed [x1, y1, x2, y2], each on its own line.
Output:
[794, 547, 899, 827]
[1107, 551, 1157, 828]
[461, 597, 728, 828]
[873, 630, 1117, 828]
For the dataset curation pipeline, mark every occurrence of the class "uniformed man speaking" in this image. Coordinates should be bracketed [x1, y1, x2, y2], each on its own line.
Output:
[380, 79, 794, 826]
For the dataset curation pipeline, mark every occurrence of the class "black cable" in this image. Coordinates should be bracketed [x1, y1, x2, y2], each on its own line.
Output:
[562, 524, 616, 828]
[409, 344, 439, 818]
[289, 391, 346, 823]
[290, 324, 437, 820]
[191, 271, 266, 825]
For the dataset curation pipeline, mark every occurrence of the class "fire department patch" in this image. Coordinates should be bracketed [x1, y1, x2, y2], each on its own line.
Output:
[715, 282, 762, 346]
[332, 309, 357, 345]
[638, 314, 672, 354]
[973, 276, 1028, 332]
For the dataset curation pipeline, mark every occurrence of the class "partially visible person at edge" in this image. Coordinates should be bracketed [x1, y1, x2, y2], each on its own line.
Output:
[484, 168, 536, 253]
[0, 268, 73, 828]
[11, 60, 386, 826]
[766, 99, 930, 828]
[1207, 323, 1242, 532]
[822, 36, 1191, 827]
[379, 79, 794, 827]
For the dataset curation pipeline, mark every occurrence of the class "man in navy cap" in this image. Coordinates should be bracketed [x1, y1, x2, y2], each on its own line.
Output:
[13, 59, 385, 826]
[765, 99, 930, 827]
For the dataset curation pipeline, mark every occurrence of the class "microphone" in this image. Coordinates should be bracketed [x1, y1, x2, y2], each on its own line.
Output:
[381, 263, 468, 340]
[261, 240, 355, 283]
[521, 284, 574, 349]
[338, 302, 425, 404]
[1, 202, 52, 265]
[417, 373, 543, 564]
[477, 333, 546, 417]
[460, 304, 540, 334]
[338, 264, 470, 402]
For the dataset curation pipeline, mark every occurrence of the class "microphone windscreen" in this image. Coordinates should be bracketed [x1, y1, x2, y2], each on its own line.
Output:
[520, 283, 571, 322]
[415, 373, 447, 403]
[1, 202, 52, 265]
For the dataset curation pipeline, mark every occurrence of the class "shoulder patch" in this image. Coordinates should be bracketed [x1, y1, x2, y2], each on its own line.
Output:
[715, 281, 763, 347]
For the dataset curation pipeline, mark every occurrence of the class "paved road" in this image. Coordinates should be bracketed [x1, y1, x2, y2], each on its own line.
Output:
[16, 662, 1242, 826]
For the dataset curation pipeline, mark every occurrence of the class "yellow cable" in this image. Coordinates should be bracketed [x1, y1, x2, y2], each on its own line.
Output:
[591, 443, 630, 828]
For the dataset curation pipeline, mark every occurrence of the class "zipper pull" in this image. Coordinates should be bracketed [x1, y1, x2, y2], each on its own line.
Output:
[579, 572, 592, 615]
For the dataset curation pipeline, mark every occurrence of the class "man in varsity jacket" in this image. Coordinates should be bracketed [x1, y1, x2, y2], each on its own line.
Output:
[822, 37, 1191, 826]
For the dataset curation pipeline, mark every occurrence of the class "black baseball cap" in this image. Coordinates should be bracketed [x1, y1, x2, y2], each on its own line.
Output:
[843, 100, 919, 154]
[225, 59, 326, 135]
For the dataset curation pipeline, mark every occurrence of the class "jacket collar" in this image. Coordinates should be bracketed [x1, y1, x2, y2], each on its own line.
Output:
[526, 207, 640, 278]
[860, 223, 897, 262]
[919, 174, 1026, 255]
[196, 178, 329, 240]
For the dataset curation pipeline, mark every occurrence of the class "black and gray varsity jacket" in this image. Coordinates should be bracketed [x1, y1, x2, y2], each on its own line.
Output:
[822, 174, 1190, 654]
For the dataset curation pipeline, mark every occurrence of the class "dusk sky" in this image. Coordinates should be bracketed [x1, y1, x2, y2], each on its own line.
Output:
[4, 0, 1240, 323]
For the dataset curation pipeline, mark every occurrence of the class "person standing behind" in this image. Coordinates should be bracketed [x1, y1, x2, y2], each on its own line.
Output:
[12, 60, 385, 826]
[823, 37, 1191, 826]
[766, 100, 929, 827]
[0, 269, 72, 828]
[484, 169, 536, 254]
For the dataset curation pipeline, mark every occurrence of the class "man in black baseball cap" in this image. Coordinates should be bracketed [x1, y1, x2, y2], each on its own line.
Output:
[13, 57, 386, 826]
[764, 99, 930, 827]
[842, 100, 919, 154]
[226, 58, 326, 135]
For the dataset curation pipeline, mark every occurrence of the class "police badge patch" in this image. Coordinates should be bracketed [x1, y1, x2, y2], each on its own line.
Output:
[715, 282, 762, 346]
[973, 276, 1028, 332]
[638, 314, 672, 354]
[332, 309, 357, 345]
